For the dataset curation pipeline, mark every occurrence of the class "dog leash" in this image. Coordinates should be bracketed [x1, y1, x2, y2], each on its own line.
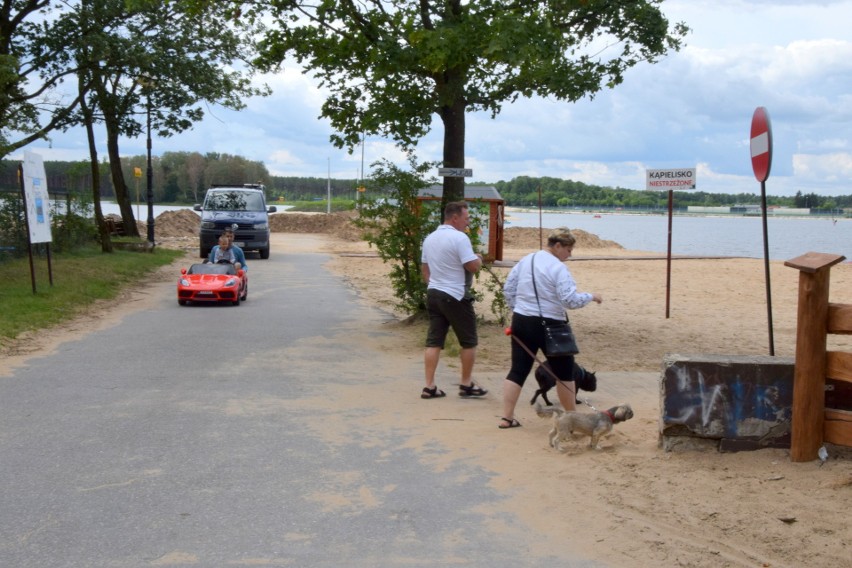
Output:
[503, 327, 575, 398]
[505, 330, 600, 409]
[483, 263, 585, 405]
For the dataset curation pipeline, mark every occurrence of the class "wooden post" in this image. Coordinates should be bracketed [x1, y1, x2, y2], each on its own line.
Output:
[784, 252, 845, 462]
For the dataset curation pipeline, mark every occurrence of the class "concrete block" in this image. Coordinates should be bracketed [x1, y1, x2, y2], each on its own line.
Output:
[660, 354, 795, 452]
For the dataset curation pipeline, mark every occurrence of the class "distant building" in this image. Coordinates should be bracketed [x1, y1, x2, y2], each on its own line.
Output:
[687, 206, 731, 214]
[731, 204, 763, 215]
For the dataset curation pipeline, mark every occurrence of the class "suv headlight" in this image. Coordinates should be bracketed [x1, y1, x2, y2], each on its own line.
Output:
[253, 222, 268, 230]
[201, 221, 215, 229]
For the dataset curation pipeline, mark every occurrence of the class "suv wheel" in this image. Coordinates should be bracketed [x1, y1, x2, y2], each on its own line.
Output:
[259, 247, 270, 259]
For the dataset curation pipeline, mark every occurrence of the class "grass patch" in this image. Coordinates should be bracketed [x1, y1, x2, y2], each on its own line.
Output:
[0, 246, 182, 343]
[285, 199, 356, 212]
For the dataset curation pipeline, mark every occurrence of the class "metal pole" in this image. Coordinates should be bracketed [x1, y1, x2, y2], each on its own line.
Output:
[146, 95, 154, 244]
[327, 157, 331, 214]
[19, 164, 37, 294]
[760, 180, 775, 355]
[666, 189, 673, 318]
[537, 185, 543, 250]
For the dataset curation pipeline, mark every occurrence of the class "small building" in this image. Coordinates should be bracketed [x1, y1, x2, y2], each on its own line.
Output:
[417, 185, 505, 262]
[687, 206, 731, 214]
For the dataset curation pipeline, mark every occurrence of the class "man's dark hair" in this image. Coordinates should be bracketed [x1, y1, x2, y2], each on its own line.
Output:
[444, 201, 468, 219]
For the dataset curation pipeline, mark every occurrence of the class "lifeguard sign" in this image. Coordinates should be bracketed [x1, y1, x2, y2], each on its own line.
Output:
[646, 167, 696, 319]
[646, 168, 696, 190]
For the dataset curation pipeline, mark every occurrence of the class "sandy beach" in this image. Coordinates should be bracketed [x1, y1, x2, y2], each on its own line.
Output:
[3, 210, 851, 567]
[314, 214, 852, 568]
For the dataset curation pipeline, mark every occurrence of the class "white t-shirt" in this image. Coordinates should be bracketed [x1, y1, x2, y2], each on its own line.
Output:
[213, 246, 236, 265]
[503, 250, 593, 319]
[421, 224, 480, 300]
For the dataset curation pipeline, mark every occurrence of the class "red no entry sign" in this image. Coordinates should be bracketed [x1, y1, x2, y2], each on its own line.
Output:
[750, 107, 772, 182]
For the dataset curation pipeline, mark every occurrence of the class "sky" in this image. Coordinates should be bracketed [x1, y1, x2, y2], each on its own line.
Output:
[16, 0, 852, 198]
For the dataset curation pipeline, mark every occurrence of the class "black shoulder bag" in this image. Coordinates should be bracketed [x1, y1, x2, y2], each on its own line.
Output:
[531, 253, 579, 357]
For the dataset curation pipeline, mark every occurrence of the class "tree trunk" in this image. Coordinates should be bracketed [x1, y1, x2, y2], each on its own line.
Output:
[105, 116, 140, 238]
[79, 77, 112, 253]
[439, 97, 466, 220]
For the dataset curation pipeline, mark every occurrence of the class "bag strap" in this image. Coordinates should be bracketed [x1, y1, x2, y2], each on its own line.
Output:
[531, 251, 568, 324]
[531, 252, 543, 319]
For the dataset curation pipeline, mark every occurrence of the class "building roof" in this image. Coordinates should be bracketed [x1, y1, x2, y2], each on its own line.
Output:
[417, 185, 503, 202]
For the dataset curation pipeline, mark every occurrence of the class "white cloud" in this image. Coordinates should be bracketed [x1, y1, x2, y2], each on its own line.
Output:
[12, 0, 852, 197]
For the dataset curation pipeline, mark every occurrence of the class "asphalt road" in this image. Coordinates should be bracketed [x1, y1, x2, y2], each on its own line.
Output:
[0, 248, 602, 567]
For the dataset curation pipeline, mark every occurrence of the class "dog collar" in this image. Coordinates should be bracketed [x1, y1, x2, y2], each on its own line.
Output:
[603, 409, 615, 423]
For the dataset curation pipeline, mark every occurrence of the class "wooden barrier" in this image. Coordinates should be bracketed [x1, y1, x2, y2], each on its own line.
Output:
[784, 252, 852, 462]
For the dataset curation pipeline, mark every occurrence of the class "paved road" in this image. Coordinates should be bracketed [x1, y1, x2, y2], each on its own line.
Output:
[0, 247, 603, 567]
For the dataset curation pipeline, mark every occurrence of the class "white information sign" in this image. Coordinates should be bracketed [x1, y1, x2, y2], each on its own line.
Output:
[438, 167, 473, 177]
[646, 168, 696, 190]
[22, 151, 53, 244]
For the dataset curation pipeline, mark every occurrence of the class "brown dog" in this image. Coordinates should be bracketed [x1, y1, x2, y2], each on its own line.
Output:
[536, 402, 633, 450]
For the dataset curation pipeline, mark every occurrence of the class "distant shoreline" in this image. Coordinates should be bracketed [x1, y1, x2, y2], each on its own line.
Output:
[503, 205, 849, 222]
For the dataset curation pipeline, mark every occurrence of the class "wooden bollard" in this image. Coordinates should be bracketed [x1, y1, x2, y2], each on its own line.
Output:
[784, 252, 846, 462]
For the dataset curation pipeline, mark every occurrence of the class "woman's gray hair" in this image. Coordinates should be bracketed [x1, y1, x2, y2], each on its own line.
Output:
[546, 227, 576, 247]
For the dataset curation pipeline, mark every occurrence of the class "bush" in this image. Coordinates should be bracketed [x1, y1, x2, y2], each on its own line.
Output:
[0, 192, 97, 261]
[354, 154, 440, 315]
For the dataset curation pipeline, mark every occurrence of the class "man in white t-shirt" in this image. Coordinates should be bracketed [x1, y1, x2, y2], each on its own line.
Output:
[419, 201, 487, 400]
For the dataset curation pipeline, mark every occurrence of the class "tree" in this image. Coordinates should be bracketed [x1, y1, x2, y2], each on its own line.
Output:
[185, 152, 206, 202]
[248, 0, 687, 211]
[0, 1, 89, 157]
[63, 0, 269, 237]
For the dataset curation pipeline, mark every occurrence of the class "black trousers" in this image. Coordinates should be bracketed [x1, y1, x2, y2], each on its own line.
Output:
[505, 312, 575, 387]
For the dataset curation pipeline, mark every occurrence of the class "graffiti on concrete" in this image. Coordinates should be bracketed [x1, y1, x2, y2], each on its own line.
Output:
[662, 363, 792, 440]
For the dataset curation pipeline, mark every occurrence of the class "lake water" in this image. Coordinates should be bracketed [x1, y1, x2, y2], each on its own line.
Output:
[94, 202, 848, 261]
[505, 210, 851, 261]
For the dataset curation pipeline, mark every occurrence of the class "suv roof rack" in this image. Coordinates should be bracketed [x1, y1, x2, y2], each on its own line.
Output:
[209, 183, 265, 190]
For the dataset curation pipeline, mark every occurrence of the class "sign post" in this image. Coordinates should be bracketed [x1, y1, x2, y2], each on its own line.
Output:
[21, 151, 54, 293]
[751, 106, 775, 355]
[646, 168, 696, 318]
[134, 166, 142, 221]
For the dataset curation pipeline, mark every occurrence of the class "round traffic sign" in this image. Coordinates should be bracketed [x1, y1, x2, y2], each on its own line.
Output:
[750, 107, 772, 182]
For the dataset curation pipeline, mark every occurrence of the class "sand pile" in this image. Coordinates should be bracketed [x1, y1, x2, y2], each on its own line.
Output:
[141, 208, 625, 253]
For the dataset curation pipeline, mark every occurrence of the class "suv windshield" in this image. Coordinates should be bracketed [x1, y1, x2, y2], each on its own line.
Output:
[204, 190, 265, 211]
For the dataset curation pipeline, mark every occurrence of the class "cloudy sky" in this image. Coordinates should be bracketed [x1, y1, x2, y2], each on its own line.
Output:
[18, 0, 852, 197]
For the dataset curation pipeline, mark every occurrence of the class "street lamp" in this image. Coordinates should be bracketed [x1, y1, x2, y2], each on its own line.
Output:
[137, 76, 156, 245]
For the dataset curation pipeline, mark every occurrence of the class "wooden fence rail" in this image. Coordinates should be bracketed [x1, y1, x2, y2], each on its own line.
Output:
[785, 252, 852, 462]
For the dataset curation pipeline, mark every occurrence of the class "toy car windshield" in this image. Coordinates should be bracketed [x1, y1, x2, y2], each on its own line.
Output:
[187, 263, 237, 275]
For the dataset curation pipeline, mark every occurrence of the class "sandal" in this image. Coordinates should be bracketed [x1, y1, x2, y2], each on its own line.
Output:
[458, 383, 488, 397]
[499, 417, 522, 429]
[421, 386, 446, 399]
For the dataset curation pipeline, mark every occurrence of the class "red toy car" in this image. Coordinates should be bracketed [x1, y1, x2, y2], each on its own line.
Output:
[177, 262, 247, 306]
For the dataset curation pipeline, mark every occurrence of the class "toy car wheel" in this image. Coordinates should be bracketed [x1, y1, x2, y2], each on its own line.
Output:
[232, 296, 241, 306]
[259, 247, 270, 259]
[178, 300, 187, 306]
